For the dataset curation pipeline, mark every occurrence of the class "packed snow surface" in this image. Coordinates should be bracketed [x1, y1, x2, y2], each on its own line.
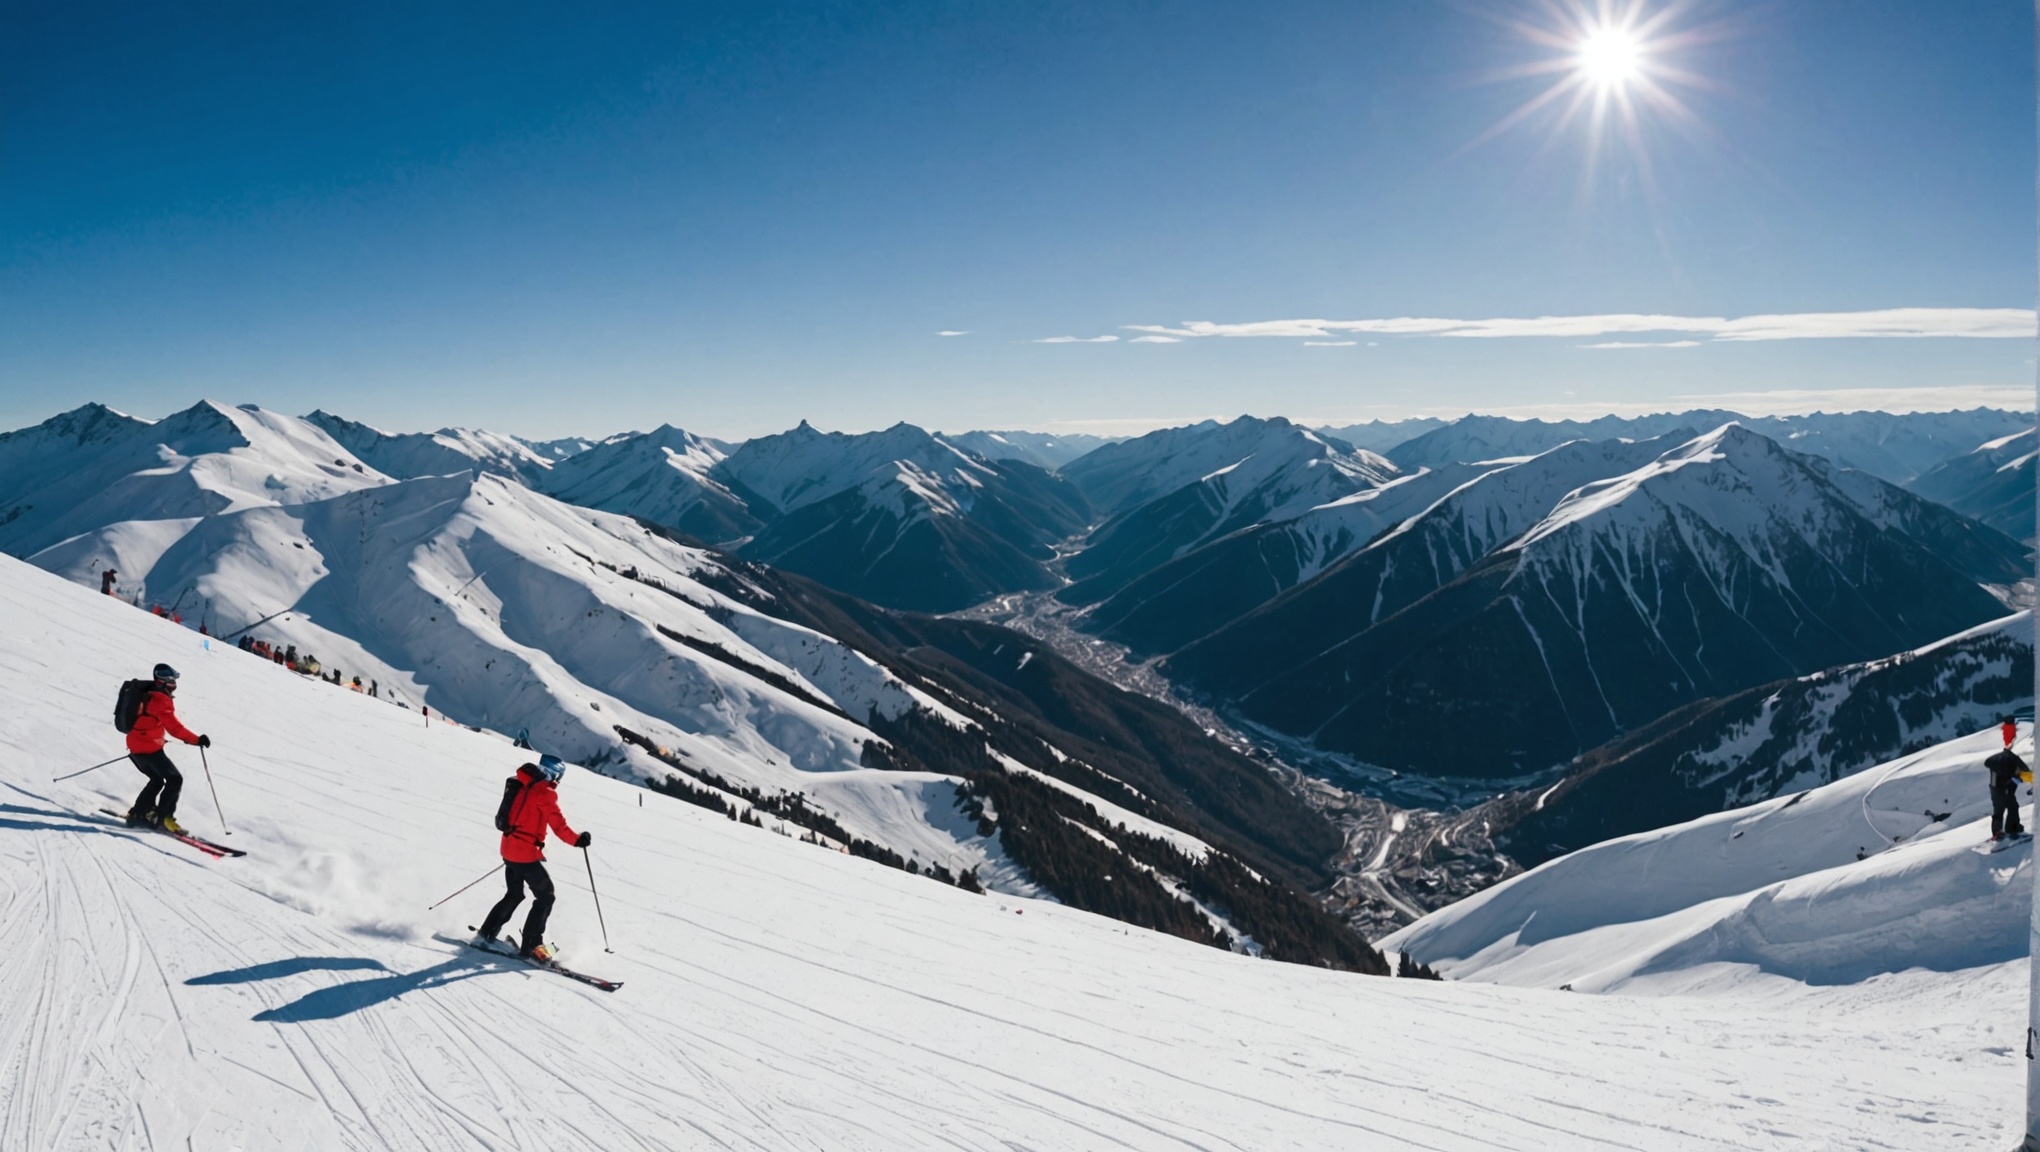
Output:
[0, 554, 2026, 1149]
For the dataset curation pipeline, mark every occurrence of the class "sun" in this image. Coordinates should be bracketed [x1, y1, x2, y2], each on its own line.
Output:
[1577, 26, 1644, 89]
[1465, 0, 1716, 169]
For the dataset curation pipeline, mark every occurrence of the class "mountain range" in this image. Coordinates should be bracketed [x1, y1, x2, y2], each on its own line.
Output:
[3, 400, 1373, 968]
[1166, 423, 2028, 778]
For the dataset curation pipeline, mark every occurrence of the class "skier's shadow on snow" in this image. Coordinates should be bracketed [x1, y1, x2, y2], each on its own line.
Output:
[0, 803, 127, 838]
[189, 955, 507, 1023]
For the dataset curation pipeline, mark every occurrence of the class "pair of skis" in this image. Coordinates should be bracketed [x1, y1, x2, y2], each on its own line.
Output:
[96, 809, 244, 858]
[458, 929, 622, 992]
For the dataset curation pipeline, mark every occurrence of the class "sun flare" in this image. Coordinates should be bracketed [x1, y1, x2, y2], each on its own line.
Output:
[1577, 26, 1644, 89]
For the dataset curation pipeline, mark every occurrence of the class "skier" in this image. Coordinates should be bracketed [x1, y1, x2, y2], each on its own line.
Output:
[125, 664, 210, 833]
[475, 754, 592, 961]
[1986, 717, 2031, 842]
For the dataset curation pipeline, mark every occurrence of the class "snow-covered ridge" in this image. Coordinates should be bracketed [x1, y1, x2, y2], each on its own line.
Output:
[1060, 415, 1397, 516]
[1388, 723, 2034, 995]
[0, 401, 391, 556]
[305, 409, 560, 486]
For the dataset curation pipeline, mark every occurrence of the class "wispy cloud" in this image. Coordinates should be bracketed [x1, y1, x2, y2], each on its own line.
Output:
[936, 330, 970, 337]
[1581, 340, 1703, 349]
[1036, 335, 1121, 344]
[1119, 307, 2035, 343]
[1128, 335, 1180, 344]
[1303, 340, 1358, 347]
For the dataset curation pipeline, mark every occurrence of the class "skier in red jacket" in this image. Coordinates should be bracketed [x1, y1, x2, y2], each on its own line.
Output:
[475, 754, 590, 960]
[126, 663, 210, 833]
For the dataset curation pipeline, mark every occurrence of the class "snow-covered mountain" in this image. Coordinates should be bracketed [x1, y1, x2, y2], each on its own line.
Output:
[1386, 722, 2034, 995]
[1076, 459, 1504, 657]
[3, 558, 2013, 1149]
[0, 401, 390, 557]
[1910, 427, 2037, 543]
[940, 429, 1116, 470]
[1167, 431, 1699, 694]
[724, 421, 1093, 612]
[1492, 612, 2033, 867]
[1388, 408, 2032, 485]
[1315, 417, 1451, 455]
[535, 423, 761, 544]
[6, 411, 1362, 962]
[304, 409, 562, 485]
[1057, 416, 1399, 603]
[1058, 415, 1397, 517]
[1173, 424, 2029, 779]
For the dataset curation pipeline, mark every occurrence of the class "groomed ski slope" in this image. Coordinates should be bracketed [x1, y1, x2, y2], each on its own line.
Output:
[0, 553, 2022, 1149]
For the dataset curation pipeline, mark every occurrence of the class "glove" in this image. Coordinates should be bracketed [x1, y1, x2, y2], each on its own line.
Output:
[575, 832, 592, 848]
[196, 734, 212, 748]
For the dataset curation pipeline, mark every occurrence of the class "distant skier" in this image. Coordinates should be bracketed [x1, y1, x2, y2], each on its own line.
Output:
[1986, 717, 2031, 842]
[475, 754, 591, 961]
[124, 664, 210, 833]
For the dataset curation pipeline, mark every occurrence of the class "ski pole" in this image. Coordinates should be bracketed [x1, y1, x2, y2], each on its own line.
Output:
[582, 845, 613, 953]
[52, 754, 128, 783]
[199, 746, 230, 835]
[428, 862, 503, 911]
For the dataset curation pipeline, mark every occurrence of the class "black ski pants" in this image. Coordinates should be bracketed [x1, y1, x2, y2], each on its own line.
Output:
[1993, 782, 2025, 838]
[128, 750, 183, 821]
[478, 860, 556, 954]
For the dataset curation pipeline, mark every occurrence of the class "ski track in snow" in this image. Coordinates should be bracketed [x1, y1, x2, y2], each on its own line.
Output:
[0, 551, 2025, 1149]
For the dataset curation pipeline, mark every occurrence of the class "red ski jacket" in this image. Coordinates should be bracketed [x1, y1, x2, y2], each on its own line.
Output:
[500, 766, 581, 863]
[126, 689, 200, 755]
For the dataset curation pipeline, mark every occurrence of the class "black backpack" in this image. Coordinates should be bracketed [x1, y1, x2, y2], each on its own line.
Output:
[114, 679, 154, 734]
[494, 776, 526, 833]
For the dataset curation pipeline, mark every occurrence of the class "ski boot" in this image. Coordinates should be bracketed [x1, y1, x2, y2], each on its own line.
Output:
[521, 942, 557, 964]
[158, 815, 185, 835]
[124, 808, 153, 828]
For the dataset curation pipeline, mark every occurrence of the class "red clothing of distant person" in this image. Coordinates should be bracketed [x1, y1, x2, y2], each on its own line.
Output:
[2005, 719, 2019, 748]
[126, 689, 200, 754]
[499, 766, 580, 863]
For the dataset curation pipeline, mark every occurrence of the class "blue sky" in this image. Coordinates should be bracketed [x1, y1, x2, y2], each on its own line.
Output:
[1, 1, 2032, 439]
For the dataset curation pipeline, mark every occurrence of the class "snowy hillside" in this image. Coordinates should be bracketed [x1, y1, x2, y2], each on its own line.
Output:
[0, 401, 391, 557]
[1386, 723, 2035, 995]
[1173, 423, 2028, 779]
[1911, 427, 2037, 543]
[306, 410, 560, 486]
[1495, 612, 2034, 866]
[0, 551, 2024, 1149]
[535, 424, 760, 545]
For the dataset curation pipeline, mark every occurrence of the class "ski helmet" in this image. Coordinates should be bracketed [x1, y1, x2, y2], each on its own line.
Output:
[153, 663, 180, 685]
[537, 754, 567, 783]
